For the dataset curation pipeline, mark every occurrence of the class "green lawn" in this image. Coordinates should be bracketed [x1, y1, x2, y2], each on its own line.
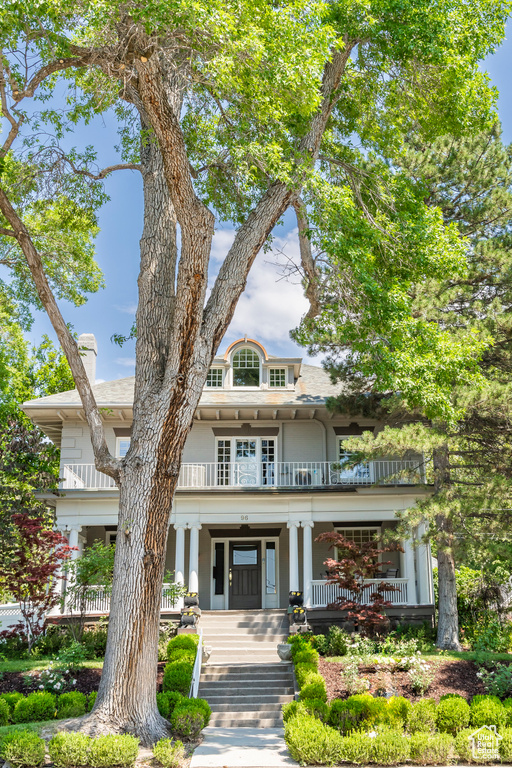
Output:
[0, 719, 66, 738]
[0, 658, 104, 674]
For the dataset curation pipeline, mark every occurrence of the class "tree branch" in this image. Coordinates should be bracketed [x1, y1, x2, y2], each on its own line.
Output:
[0, 186, 120, 481]
[202, 39, 356, 347]
[293, 197, 321, 319]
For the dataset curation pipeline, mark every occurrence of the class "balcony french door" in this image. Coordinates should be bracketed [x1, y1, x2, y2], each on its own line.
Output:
[217, 438, 275, 487]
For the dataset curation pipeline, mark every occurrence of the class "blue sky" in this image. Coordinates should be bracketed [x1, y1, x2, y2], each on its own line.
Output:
[25, 25, 512, 383]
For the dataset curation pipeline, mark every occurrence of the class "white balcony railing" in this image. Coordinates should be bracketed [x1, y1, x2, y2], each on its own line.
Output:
[63, 584, 179, 615]
[311, 578, 409, 608]
[60, 460, 424, 490]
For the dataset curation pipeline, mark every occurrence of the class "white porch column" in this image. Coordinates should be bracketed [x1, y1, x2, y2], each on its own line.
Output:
[302, 522, 314, 608]
[62, 526, 82, 613]
[403, 536, 417, 605]
[188, 524, 202, 595]
[416, 523, 432, 604]
[174, 524, 187, 610]
[68, 526, 82, 559]
[288, 522, 300, 593]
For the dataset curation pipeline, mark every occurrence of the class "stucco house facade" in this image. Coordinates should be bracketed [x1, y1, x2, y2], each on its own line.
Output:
[20, 335, 435, 625]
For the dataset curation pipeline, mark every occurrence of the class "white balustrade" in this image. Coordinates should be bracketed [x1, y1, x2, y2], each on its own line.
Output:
[66, 584, 180, 615]
[311, 578, 409, 608]
[61, 460, 424, 490]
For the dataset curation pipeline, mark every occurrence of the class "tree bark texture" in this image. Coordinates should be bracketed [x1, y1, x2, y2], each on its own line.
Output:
[434, 447, 461, 651]
[1, 31, 357, 744]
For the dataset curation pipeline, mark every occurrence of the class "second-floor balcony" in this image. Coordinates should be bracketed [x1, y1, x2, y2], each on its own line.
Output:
[61, 459, 424, 491]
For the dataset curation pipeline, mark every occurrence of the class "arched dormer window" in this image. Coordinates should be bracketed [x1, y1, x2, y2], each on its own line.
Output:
[232, 348, 260, 386]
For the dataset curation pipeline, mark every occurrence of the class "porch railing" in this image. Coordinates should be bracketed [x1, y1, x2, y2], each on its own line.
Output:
[311, 578, 409, 608]
[189, 630, 203, 699]
[65, 584, 180, 615]
[61, 459, 424, 490]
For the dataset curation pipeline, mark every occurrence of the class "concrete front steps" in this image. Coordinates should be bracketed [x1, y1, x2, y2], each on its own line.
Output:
[198, 610, 294, 728]
[199, 662, 295, 727]
[200, 609, 289, 664]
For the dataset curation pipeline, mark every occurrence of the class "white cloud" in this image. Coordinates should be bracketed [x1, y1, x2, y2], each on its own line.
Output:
[227, 231, 309, 343]
[114, 303, 137, 315]
[115, 357, 136, 367]
[94, 378, 106, 384]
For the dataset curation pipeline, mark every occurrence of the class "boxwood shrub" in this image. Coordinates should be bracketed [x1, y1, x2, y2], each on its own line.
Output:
[285, 713, 343, 766]
[454, 728, 487, 764]
[157, 691, 184, 720]
[328, 699, 366, 735]
[49, 732, 91, 767]
[162, 660, 194, 696]
[0, 730, 46, 768]
[166, 634, 198, 660]
[408, 699, 437, 734]
[12, 691, 56, 724]
[435, 697, 470, 735]
[293, 647, 319, 667]
[338, 732, 373, 765]
[386, 697, 412, 729]
[49, 732, 140, 768]
[499, 727, 512, 763]
[409, 732, 454, 765]
[88, 733, 139, 767]
[300, 698, 329, 722]
[504, 698, 512, 726]
[298, 673, 327, 702]
[0, 698, 10, 727]
[370, 730, 411, 766]
[57, 691, 87, 719]
[0, 692, 23, 714]
[469, 698, 507, 730]
[170, 706, 204, 741]
[153, 737, 185, 768]
[295, 662, 317, 688]
[88, 691, 98, 712]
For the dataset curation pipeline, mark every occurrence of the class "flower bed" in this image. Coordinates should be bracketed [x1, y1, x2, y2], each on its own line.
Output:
[319, 656, 485, 703]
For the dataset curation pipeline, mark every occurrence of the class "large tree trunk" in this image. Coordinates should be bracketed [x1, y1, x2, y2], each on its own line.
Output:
[434, 448, 461, 651]
[1, 28, 355, 745]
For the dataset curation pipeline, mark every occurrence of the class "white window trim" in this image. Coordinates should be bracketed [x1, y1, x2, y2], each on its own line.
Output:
[333, 525, 382, 569]
[116, 437, 131, 458]
[215, 436, 277, 486]
[268, 367, 287, 388]
[230, 347, 262, 389]
[205, 367, 224, 388]
[209, 536, 280, 610]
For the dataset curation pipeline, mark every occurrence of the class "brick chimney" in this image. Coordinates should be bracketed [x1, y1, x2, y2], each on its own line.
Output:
[78, 333, 97, 384]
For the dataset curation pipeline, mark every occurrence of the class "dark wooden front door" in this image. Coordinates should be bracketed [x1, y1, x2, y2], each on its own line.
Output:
[229, 541, 261, 610]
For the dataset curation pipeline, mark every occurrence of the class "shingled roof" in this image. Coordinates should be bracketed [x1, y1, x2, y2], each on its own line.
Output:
[22, 363, 341, 409]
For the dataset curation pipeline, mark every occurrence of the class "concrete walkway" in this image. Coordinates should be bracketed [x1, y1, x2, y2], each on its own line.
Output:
[190, 727, 298, 768]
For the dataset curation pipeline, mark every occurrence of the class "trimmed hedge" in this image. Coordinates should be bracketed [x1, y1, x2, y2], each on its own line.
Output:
[57, 691, 87, 719]
[298, 673, 327, 702]
[153, 738, 185, 768]
[12, 691, 56, 724]
[0, 698, 10, 727]
[409, 732, 454, 765]
[295, 662, 318, 688]
[48, 732, 139, 768]
[435, 696, 470, 735]
[338, 731, 372, 765]
[408, 699, 437, 734]
[166, 634, 199, 660]
[370, 730, 411, 766]
[162, 660, 194, 696]
[469, 698, 507, 730]
[0, 730, 46, 768]
[293, 647, 319, 667]
[0, 692, 23, 714]
[170, 706, 204, 741]
[285, 713, 343, 766]
[328, 699, 366, 735]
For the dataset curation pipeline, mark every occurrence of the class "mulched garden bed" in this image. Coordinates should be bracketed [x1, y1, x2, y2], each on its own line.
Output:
[319, 656, 487, 703]
[0, 662, 168, 696]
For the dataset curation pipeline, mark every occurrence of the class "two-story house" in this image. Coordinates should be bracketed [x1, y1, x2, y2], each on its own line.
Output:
[20, 335, 434, 627]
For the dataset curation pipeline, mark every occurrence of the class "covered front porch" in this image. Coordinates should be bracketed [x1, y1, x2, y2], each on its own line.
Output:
[44, 515, 434, 619]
